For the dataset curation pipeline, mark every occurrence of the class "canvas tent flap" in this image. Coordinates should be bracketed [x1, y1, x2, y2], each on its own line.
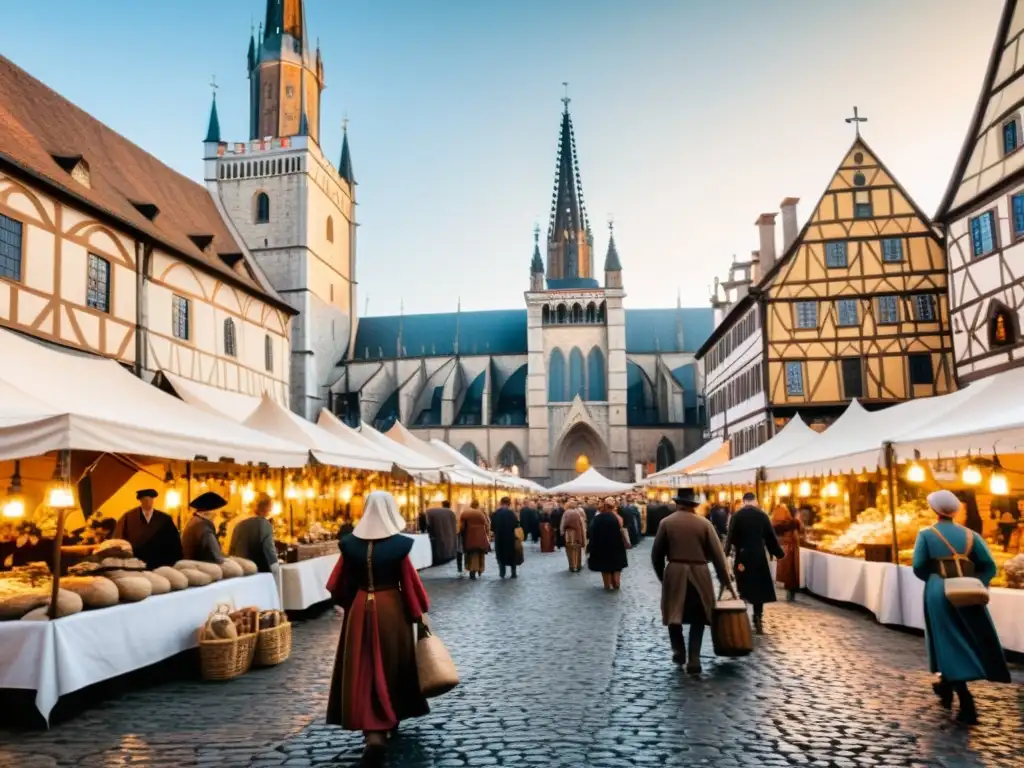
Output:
[161, 371, 263, 423]
[316, 410, 410, 469]
[355, 422, 445, 484]
[0, 327, 309, 466]
[427, 438, 536, 489]
[382, 422, 480, 486]
[645, 437, 729, 485]
[242, 396, 392, 471]
[544, 467, 635, 495]
[696, 416, 817, 486]
[762, 400, 880, 480]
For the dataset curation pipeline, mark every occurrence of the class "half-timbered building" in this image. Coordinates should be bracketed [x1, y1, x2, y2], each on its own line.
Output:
[935, 0, 1024, 384]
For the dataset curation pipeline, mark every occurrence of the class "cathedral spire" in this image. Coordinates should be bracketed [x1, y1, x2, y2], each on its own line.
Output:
[264, 0, 305, 45]
[339, 118, 355, 184]
[204, 78, 221, 144]
[604, 219, 622, 271]
[545, 83, 596, 289]
[530, 224, 544, 291]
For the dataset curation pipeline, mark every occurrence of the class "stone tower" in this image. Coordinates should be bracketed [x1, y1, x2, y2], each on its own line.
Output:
[205, 0, 357, 419]
[525, 91, 629, 483]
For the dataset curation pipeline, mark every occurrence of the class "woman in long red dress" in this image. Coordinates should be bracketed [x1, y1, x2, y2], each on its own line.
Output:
[327, 491, 430, 765]
[771, 503, 802, 601]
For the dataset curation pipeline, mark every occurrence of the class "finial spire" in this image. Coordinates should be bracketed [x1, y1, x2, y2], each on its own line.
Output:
[561, 81, 570, 112]
[604, 215, 622, 272]
[339, 117, 355, 184]
[845, 106, 868, 138]
[204, 77, 221, 143]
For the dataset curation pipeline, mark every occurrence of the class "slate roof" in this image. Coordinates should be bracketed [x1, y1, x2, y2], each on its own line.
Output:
[350, 306, 714, 361]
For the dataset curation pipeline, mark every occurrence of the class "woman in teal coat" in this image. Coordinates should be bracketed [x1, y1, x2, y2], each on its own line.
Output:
[912, 490, 1010, 725]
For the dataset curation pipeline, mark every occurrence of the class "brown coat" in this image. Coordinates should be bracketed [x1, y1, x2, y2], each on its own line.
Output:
[459, 508, 491, 554]
[560, 507, 587, 547]
[772, 516, 802, 591]
[651, 509, 730, 626]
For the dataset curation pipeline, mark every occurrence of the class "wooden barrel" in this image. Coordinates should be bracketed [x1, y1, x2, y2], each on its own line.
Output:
[712, 595, 753, 657]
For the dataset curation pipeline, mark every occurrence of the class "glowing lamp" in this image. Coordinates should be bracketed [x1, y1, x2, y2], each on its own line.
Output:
[989, 471, 1009, 496]
[339, 486, 353, 503]
[229, 481, 238, 495]
[777, 482, 791, 497]
[165, 488, 182, 509]
[304, 487, 315, 500]
[47, 485, 75, 509]
[397, 493, 408, 507]
[823, 481, 839, 498]
[432, 490, 445, 503]
[271, 501, 283, 516]
[2, 499, 25, 518]
[242, 486, 256, 505]
[718, 491, 728, 502]
[266, 486, 276, 498]
[906, 463, 926, 484]
[285, 485, 299, 500]
[961, 465, 982, 486]
[798, 480, 811, 498]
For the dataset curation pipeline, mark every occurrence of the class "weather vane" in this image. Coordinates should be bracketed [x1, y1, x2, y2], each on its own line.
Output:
[845, 106, 867, 137]
[342, 114, 349, 133]
[561, 81, 570, 110]
[210, 75, 219, 97]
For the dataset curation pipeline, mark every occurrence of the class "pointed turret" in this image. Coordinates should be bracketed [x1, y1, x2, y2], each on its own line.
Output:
[204, 92, 221, 144]
[545, 85, 597, 289]
[604, 220, 622, 289]
[530, 225, 544, 291]
[247, 30, 257, 73]
[339, 120, 355, 184]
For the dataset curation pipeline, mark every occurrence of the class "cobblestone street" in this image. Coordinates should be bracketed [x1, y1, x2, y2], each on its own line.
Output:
[1, 541, 1021, 768]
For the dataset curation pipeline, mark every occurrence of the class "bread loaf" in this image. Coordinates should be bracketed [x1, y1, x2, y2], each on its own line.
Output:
[18, 589, 84, 619]
[174, 560, 223, 581]
[0, 591, 49, 620]
[112, 576, 152, 602]
[94, 539, 133, 558]
[60, 576, 119, 609]
[259, 610, 281, 629]
[219, 559, 244, 579]
[179, 568, 213, 587]
[229, 556, 258, 576]
[153, 566, 188, 591]
[140, 571, 172, 595]
[205, 614, 238, 640]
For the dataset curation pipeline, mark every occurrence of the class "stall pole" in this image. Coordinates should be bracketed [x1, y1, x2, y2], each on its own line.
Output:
[185, 462, 193, 520]
[884, 442, 899, 566]
[47, 449, 71, 620]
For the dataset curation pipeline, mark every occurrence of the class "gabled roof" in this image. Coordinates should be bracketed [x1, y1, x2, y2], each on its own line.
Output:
[935, 0, 1024, 221]
[0, 56, 293, 314]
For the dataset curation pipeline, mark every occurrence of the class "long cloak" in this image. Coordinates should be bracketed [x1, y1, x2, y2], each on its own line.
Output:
[651, 510, 730, 626]
[491, 507, 521, 566]
[587, 512, 628, 573]
[424, 507, 458, 565]
[725, 505, 784, 605]
[113, 508, 182, 569]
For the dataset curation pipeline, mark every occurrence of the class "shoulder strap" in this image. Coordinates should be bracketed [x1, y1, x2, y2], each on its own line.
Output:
[928, 525, 960, 557]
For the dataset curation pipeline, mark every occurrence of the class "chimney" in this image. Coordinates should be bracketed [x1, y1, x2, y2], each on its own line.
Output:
[780, 197, 800, 254]
[749, 250, 761, 283]
[756, 213, 777, 278]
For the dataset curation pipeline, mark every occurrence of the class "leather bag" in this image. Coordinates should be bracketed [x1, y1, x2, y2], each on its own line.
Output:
[416, 619, 459, 698]
[929, 526, 989, 608]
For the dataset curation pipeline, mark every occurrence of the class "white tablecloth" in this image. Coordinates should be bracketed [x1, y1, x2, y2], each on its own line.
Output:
[280, 534, 434, 611]
[800, 548, 1024, 653]
[0, 573, 279, 724]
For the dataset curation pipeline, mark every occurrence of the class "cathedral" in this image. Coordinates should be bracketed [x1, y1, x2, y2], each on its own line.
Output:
[210, 0, 712, 484]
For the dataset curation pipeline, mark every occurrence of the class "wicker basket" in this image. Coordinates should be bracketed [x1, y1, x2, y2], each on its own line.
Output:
[199, 631, 258, 681]
[254, 621, 292, 667]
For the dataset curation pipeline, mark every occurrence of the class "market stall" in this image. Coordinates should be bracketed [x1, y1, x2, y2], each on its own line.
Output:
[543, 467, 635, 495]
[693, 416, 819, 489]
[641, 437, 730, 488]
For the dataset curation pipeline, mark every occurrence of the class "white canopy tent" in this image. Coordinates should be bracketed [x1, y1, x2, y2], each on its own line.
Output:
[383, 422, 481, 486]
[160, 371, 263, 423]
[642, 437, 730, 486]
[694, 416, 818, 486]
[316, 410, 413, 470]
[543, 467, 636, 496]
[242, 396, 393, 472]
[355, 422, 447, 484]
[0, 327, 309, 466]
[427, 438, 546, 492]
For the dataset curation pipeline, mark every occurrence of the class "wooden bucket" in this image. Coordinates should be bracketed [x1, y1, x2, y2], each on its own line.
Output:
[711, 587, 753, 658]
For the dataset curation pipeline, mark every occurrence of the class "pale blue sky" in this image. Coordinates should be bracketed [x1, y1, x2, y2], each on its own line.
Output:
[0, 0, 1004, 315]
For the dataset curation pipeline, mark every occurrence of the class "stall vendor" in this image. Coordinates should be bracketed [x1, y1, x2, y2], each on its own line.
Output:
[182, 491, 227, 563]
[114, 489, 182, 569]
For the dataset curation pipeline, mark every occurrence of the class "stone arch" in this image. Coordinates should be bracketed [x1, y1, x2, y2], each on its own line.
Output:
[656, 437, 676, 471]
[585, 302, 597, 323]
[552, 422, 610, 477]
[570, 303, 584, 323]
[459, 442, 481, 465]
[568, 347, 585, 400]
[254, 192, 270, 223]
[496, 441, 525, 473]
[586, 346, 606, 400]
[555, 303, 567, 324]
[548, 349, 567, 402]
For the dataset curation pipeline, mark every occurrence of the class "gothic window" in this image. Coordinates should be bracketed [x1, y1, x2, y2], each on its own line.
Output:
[326, 216, 334, 243]
[255, 192, 270, 223]
[568, 347, 586, 400]
[913, 294, 936, 322]
[988, 301, 1018, 348]
[231, 163, 238, 179]
[556, 304, 567, 324]
[585, 302, 596, 323]
[223, 318, 237, 357]
[656, 438, 676, 471]
[877, 295, 899, 325]
[794, 301, 818, 329]
[586, 347, 606, 401]
[598, 301, 606, 322]
[548, 349, 567, 401]
[882, 238, 903, 263]
[172, 295, 190, 340]
[265, 334, 274, 372]
[459, 443, 480, 466]
[497, 442, 525, 473]
[571, 303, 584, 323]
[970, 210, 997, 258]
[784, 362, 804, 396]
[86, 253, 110, 313]
[836, 299, 859, 327]
[541, 306, 550, 325]
[825, 241, 848, 268]
[246, 162, 252, 177]
[1004, 118, 1020, 155]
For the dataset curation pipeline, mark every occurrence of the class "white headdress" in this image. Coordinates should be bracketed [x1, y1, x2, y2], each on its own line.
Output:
[353, 491, 406, 540]
[927, 489, 961, 518]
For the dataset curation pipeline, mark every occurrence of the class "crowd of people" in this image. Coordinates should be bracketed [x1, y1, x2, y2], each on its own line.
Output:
[337, 486, 1013, 765]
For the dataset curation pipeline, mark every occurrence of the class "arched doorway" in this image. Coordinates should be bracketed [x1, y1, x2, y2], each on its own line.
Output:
[552, 422, 610, 484]
[656, 437, 676, 471]
[496, 442, 525, 475]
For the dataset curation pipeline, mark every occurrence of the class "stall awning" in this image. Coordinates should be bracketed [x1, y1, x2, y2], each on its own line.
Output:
[242, 396, 393, 472]
[160, 371, 263, 423]
[316, 410, 413, 470]
[695, 416, 817, 486]
[383, 422, 481, 486]
[355, 422, 446, 484]
[0, 328, 309, 466]
[643, 437, 730, 486]
[543, 467, 636, 495]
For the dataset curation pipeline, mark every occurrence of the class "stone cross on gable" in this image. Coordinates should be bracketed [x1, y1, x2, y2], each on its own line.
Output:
[845, 106, 867, 138]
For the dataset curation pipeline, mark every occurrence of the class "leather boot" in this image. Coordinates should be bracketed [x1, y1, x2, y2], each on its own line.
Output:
[753, 612, 764, 635]
[932, 678, 953, 710]
[954, 683, 978, 725]
[685, 625, 703, 674]
[668, 625, 685, 665]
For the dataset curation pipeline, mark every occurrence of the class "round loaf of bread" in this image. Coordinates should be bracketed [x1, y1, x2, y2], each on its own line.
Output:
[174, 560, 223, 581]
[179, 568, 213, 587]
[229, 556, 258, 576]
[205, 615, 238, 640]
[140, 571, 172, 595]
[153, 566, 188, 591]
[60, 576, 119, 609]
[94, 538, 134, 558]
[113, 575, 152, 602]
[219, 559, 244, 579]
[19, 589, 84, 619]
[0, 591, 49, 620]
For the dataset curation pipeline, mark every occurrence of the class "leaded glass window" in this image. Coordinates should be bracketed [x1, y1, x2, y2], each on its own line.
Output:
[881, 238, 903, 263]
[785, 362, 804, 396]
[86, 253, 110, 313]
[836, 299, 859, 327]
[1005, 120, 1019, 155]
[1013, 194, 1024, 238]
[172, 295, 190, 340]
[0, 213, 23, 282]
[825, 241, 848, 268]
[224, 318, 237, 357]
[970, 211, 997, 258]
[914, 294, 936, 322]
[265, 334, 274, 372]
[795, 301, 818, 329]
[877, 296, 899, 325]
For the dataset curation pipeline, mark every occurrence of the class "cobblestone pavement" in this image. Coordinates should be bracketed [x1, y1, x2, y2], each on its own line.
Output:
[1, 541, 1022, 768]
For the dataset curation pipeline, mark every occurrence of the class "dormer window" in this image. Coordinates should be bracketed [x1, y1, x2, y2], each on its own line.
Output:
[1004, 117, 1020, 155]
[989, 300, 1018, 348]
[52, 154, 91, 189]
[187, 234, 214, 252]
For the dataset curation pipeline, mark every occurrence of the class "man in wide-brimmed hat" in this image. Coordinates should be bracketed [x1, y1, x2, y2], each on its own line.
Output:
[114, 488, 182, 569]
[726, 492, 785, 635]
[650, 488, 731, 673]
[181, 491, 227, 564]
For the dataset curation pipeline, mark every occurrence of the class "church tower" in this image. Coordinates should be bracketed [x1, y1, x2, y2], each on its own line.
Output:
[205, 0, 357, 420]
[525, 89, 629, 483]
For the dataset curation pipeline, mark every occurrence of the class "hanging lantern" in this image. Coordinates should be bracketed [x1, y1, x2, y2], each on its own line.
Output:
[285, 485, 299, 500]
[242, 485, 256, 505]
[575, 454, 590, 474]
[165, 488, 182, 510]
[2, 499, 25, 518]
[304, 487, 315, 500]
[906, 463, 926, 484]
[777, 482, 791, 497]
[823, 481, 839, 498]
[989, 471, 1009, 496]
[271, 501, 283, 516]
[798, 480, 811, 498]
[47, 484, 75, 509]
[961, 464, 982, 486]
[339, 485, 353, 503]
[396, 493, 408, 507]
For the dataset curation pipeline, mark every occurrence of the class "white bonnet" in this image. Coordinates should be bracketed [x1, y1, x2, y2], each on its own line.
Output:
[927, 489, 961, 518]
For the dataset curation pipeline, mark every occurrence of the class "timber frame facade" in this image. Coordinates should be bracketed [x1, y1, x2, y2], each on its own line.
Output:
[762, 137, 954, 425]
[935, 0, 1024, 384]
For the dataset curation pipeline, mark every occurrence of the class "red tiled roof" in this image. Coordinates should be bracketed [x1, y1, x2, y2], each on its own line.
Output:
[0, 56, 293, 314]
